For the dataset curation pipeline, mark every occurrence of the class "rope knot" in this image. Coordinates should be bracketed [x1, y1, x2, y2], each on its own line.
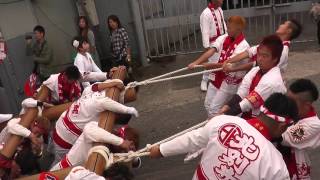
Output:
[146, 144, 152, 151]
[127, 151, 135, 159]
[126, 81, 138, 89]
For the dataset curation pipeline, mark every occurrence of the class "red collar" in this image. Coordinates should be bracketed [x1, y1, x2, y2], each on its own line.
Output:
[303, 106, 317, 119]
[57, 72, 81, 103]
[249, 70, 263, 92]
[117, 125, 128, 139]
[247, 118, 272, 140]
[208, 2, 218, 10]
[282, 41, 291, 47]
[219, 33, 245, 63]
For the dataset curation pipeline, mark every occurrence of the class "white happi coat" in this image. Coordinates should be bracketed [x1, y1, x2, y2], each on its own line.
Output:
[210, 34, 250, 94]
[51, 121, 123, 171]
[0, 114, 12, 123]
[65, 166, 104, 180]
[205, 34, 250, 116]
[282, 109, 320, 180]
[237, 66, 286, 117]
[53, 83, 133, 150]
[246, 41, 290, 72]
[200, 6, 226, 62]
[160, 115, 290, 180]
[42, 72, 107, 104]
[74, 52, 102, 73]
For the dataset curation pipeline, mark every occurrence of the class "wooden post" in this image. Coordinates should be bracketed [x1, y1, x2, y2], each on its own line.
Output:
[17, 68, 127, 179]
[124, 87, 137, 103]
[84, 68, 126, 174]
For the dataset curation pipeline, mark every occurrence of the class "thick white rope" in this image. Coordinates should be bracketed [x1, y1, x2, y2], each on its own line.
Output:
[127, 68, 222, 89]
[88, 145, 114, 169]
[114, 67, 221, 162]
[114, 119, 209, 163]
[144, 65, 204, 82]
[114, 151, 150, 163]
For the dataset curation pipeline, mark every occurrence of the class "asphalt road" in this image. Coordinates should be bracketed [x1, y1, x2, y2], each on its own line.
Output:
[128, 46, 320, 180]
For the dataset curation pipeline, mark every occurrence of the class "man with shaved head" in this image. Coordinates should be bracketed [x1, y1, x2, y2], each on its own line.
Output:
[280, 79, 319, 179]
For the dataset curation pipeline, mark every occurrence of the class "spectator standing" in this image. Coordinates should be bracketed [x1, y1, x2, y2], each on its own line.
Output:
[310, 2, 320, 48]
[199, 0, 226, 91]
[73, 36, 102, 73]
[78, 16, 101, 68]
[107, 15, 132, 73]
[26, 25, 54, 82]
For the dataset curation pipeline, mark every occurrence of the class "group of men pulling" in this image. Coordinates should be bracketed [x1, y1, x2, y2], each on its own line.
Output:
[0, 66, 141, 179]
[0, 0, 319, 179]
[148, 1, 319, 180]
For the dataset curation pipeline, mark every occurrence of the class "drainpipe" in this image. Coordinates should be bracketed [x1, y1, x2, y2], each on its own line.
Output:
[129, 0, 149, 66]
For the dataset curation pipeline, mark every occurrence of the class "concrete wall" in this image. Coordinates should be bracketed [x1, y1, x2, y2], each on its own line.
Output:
[31, 0, 78, 70]
[0, 87, 12, 114]
[0, 0, 78, 114]
[95, 0, 140, 62]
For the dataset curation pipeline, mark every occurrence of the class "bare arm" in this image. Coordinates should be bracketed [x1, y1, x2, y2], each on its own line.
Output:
[225, 51, 249, 64]
[223, 62, 254, 73]
[81, 72, 108, 82]
[188, 48, 217, 69]
[203, 62, 223, 70]
[94, 80, 124, 92]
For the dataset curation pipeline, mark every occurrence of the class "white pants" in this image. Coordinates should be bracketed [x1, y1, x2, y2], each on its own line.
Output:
[51, 162, 61, 171]
[202, 71, 210, 82]
[204, 83, 233, 117]
[51, 141, 70, 168]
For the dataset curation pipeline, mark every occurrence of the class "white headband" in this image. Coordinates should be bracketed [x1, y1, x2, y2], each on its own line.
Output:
[73, 40, 80, 48]
[260, 105, 293, 124]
